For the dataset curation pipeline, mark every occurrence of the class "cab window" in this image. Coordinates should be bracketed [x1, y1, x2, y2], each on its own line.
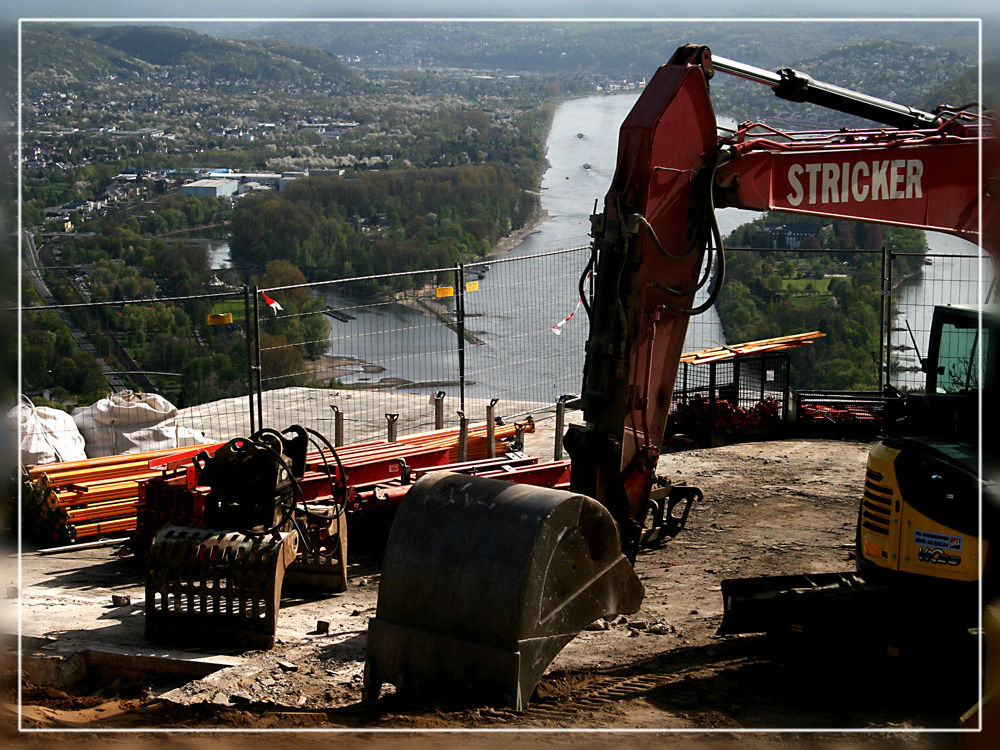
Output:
[935, 322, 987, 394]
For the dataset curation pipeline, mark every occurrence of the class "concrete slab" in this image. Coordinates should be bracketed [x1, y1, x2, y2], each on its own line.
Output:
[10, 529, 383, 697]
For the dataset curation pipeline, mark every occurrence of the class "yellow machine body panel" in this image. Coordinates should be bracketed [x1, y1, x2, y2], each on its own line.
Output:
[860, 441, 986, 583]
[859, 442, 902, 571]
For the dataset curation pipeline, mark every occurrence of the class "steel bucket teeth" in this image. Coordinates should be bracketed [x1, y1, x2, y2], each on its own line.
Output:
[364, 472, 644, 710]
[145, 525, 298, 650]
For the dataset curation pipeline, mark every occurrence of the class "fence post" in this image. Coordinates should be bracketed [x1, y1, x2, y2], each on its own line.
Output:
[457, 410, 469, 463]
[885, 252, 894, 389]
[386, 413, 399, 443]
[486, 398, 498, 458]
[879, 245, 887, 390]
[331, 405, 344, 447]
[456, 264, 467, 413]
[252, 285, 263, 430]
[708, 361, 717, 434]
[242, 285, 256, 435]
[434, 391, 446, 430]
[554, 396, 567, 461]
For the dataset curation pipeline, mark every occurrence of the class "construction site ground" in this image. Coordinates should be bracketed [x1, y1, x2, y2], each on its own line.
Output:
[4, 421, 978, 734]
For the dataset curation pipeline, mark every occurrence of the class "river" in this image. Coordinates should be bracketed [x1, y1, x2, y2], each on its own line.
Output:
[307, 92, 761, 405]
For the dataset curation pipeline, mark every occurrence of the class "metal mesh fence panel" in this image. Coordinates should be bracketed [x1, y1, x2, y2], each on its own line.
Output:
[19, 290, 253, 459]
[256, 267, 461, 444]
[463, 247, 591, 419]
[890, 249, 992, 392]
[21, 240, 986, 463]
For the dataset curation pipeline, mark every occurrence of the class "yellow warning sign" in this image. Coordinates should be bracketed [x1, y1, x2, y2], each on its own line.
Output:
[465, 280, 480, 293]
[207, 312, 233, 326]
[436, 286, 454, 298]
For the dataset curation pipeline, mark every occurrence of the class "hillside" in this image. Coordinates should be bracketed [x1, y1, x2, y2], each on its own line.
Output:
[22, 24, 361, 92]
[20, 24, 156, 89]
[917, 59, 1000, 111]
[237, 20, 977, 77]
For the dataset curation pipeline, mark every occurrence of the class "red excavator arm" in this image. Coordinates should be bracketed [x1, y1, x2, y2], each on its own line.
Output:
[365, 44, 998, 711]
[567, 44, 998, 561]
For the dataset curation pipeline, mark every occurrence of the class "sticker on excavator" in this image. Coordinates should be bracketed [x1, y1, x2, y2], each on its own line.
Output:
[145, 525, 298, 650]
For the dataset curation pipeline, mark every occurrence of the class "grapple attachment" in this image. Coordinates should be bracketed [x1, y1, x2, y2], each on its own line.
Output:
[364, 472, 643, 710]
[286, 509, 348, 592]
[145, 525, 298, 649]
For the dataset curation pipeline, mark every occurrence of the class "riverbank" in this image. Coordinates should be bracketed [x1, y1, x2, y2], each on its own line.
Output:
[490, 207, 551, 257]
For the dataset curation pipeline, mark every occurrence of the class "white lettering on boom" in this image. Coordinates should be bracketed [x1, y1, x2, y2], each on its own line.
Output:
[786, 159, 923, 206]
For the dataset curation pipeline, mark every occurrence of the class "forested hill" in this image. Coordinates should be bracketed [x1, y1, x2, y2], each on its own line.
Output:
[917, 60, 1000, 111]
[22, 24, 361, 91]
[230, 165, 535, 288]
[715, 213, 928, 390]
[240, 21, 975, 78]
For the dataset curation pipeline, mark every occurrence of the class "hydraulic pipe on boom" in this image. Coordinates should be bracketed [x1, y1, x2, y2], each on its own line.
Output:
[711, 54, 942, 129]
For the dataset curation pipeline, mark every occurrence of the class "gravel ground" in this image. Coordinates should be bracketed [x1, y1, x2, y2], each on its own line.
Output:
[7, 436, 983, 735]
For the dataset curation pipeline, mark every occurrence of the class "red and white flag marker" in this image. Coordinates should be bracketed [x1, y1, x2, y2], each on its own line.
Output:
[551, 296, 583, 335]
[551, 273, 590, 335]
[261, 291, 283, 315]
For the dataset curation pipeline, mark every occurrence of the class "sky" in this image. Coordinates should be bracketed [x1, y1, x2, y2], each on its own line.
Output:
[4, 2, 998, 55]
[1, 1, 998, 21]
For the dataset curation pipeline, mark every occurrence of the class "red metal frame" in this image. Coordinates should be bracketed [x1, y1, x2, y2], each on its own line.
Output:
[570, 44, 998, 557]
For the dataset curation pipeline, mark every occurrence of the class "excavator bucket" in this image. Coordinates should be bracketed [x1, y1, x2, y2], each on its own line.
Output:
[364, 472, 643, 710]
[145, 525, 298, 649]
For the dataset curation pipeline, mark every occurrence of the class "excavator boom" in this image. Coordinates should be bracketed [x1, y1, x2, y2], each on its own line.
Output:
[365, 44, 998, 710]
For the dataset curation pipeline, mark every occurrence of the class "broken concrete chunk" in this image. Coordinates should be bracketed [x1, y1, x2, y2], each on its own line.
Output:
[584, 618, 610, 631]
[316, 620, 330, 634]
[627, 620, 648, 630]
[111, 594, 131, 606]
[648, 622, 676, 635]
[277, 661, 298, 672]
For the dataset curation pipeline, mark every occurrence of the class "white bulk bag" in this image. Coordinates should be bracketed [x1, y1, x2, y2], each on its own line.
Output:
[7, 396, 87, 466]
[73, 390, 189, 458]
